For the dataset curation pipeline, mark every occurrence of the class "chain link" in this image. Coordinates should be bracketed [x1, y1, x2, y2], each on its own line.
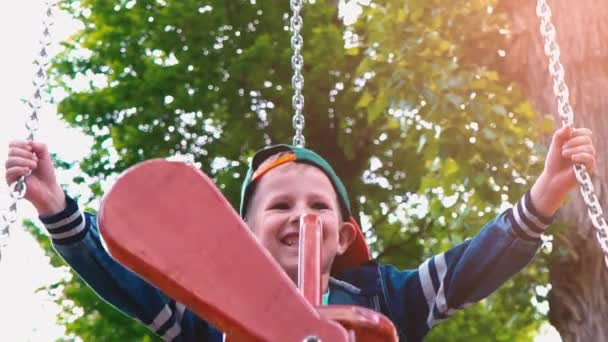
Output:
[0, 0, 55, 261]
[290, 0, 305, 147]
[536, 0, 608, 267]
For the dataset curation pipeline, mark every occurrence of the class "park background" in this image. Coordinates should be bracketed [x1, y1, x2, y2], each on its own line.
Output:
[2, 0, 606, 340]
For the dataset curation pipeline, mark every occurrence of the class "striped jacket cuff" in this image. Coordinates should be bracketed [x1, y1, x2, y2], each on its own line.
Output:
[507, 191, 554, 240]
[39, 194, 89, 244]
[146, 300, 186, 341]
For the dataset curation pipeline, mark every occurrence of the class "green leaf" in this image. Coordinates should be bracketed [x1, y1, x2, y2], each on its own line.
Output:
[346, 47, 360, 56]
[442, 158, 459, 177]
[368, 90, 390, 123]
[357, 91, 374, 109]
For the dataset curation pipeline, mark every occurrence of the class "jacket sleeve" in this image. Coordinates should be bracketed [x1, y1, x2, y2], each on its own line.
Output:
[379, 191, 552, 341]
[39, 194, 219, 341]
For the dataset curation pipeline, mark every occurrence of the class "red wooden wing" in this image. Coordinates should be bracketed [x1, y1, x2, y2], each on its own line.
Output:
[98, 159, 349, 341]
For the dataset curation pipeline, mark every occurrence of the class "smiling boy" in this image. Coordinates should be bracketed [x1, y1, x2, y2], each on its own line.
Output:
[244, 158, 356, 289]
[240, 147, 367, 292]
[4, 126, 597, 341]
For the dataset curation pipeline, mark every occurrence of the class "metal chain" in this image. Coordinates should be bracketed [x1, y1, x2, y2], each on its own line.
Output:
[0, 0, 55, 260]
[536, 0, 608, 268]
[290, 0, 305, 147]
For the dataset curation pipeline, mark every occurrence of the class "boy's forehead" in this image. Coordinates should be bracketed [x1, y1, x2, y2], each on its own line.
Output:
[260, 162, 330, 184]
[241, 145, 353, 220]
[253, 162, 338, 196]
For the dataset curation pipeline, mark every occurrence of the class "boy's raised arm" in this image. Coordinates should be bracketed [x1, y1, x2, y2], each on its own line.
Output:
[379, 126, 597, 341]
[380, 190, 551, 340]
[4, 140, 219, 341]
[38, 195, 219, 340]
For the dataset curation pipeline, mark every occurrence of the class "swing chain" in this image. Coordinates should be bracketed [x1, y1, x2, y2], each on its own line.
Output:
[536, 0, 608, 267]
[0, 0, 55, 259]
[290, 0, 306, 147]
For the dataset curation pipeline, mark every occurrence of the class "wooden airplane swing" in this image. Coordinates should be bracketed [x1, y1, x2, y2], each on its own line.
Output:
[98, 159, 398, 341]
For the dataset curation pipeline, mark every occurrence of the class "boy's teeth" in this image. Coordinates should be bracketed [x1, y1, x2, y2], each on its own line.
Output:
[282, 234, 299, 246]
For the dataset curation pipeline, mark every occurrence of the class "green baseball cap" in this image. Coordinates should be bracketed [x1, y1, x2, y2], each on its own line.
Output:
[240, 144, 370, 274]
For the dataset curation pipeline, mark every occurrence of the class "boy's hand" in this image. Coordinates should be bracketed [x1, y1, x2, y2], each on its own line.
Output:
[4, 140, 66, 215]
[530, 126, 596, 217]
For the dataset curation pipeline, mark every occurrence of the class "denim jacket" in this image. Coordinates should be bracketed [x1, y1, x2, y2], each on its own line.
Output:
[40, 191, 550, 341]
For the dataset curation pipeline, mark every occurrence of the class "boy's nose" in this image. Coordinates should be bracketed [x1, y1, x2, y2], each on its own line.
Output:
[289, 206, 310, 225]
[289, 212, 305, 226]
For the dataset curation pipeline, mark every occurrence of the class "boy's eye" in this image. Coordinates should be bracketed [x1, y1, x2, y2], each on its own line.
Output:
[311, 202, 329, 210]
[270, 202, 290, 210]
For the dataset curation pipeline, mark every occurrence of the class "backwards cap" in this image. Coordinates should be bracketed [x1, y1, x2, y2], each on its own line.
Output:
[240, 144, 370, 274]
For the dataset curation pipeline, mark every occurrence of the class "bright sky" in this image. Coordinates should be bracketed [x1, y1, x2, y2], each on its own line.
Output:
[0, 2, 88, 340]
[0, 1, 561, 341]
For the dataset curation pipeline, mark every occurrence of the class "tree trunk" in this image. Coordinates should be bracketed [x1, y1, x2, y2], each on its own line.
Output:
[499, 0, 608, 340]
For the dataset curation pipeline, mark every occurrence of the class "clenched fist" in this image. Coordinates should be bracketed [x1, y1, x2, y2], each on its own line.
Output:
[5, 140, 66, 215]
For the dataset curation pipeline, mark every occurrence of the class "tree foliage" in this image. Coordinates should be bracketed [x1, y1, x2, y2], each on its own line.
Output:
[39, 0, 553, 339]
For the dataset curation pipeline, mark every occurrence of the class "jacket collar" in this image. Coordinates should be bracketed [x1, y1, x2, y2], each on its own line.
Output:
[329, 277, 362, 294]
[331, 259, 382, 296]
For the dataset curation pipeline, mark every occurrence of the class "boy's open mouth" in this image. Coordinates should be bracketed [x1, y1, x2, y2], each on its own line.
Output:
[280, 232, 300, 247]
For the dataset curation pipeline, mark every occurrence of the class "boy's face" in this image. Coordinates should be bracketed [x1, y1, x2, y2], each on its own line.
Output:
[245, 162, 355, 283]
